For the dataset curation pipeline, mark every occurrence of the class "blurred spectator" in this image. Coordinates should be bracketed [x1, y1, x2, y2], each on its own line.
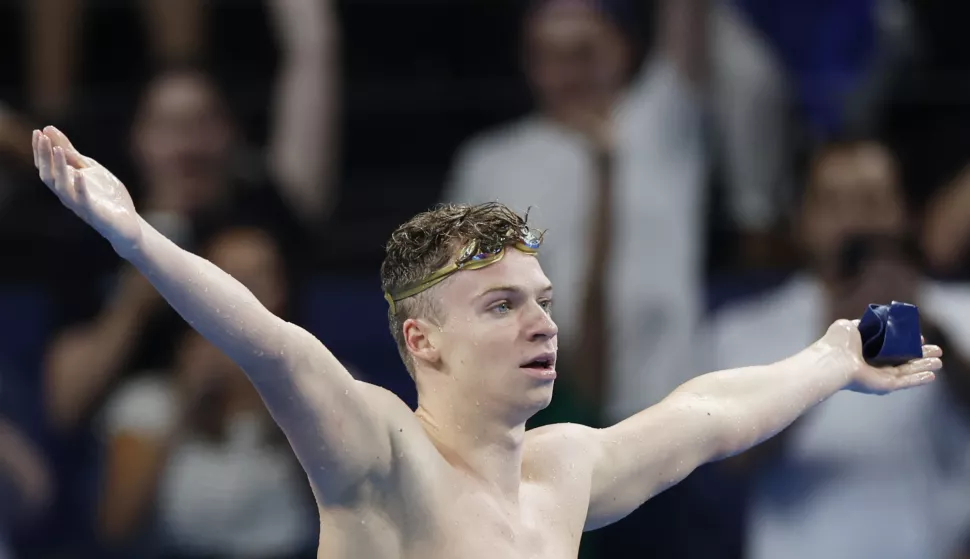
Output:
[24, 0, 208, 122]
[709, 0, 794, 268]
[445, 0, 709, 427]
[921, 165, 970, 277]
[704, 138, 970, 558]
[0, 420, 53, 559]
[97, 228, 315, 558]
[42, 0, 339, 436]
[0, 360, 54, 559]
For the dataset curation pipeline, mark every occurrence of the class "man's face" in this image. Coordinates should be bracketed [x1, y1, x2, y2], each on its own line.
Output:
[524, 1, 630, 119]
[418, 249, 559, 415]
[800, 143, 907, 272]
[133, 72, 234, 211]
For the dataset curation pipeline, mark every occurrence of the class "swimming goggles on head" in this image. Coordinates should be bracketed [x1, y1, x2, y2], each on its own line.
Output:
[384, 227, 543, 314]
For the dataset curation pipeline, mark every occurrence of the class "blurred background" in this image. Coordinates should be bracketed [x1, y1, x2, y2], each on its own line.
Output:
[2, 0, 970, 557]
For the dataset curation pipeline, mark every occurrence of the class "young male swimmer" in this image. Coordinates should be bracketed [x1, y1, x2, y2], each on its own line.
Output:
[32, 126, 942, 559]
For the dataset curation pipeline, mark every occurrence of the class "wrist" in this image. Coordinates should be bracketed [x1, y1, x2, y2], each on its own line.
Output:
[804, 341, 857, 393]
[112, 217, 149, 263]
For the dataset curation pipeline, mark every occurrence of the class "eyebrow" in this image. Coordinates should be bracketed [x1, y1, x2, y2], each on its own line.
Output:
[474, 284, 554, 300]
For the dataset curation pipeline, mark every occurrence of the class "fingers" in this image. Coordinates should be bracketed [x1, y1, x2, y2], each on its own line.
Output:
[74, 169, 89, 205]
[52, 147, 71, 191]
[31, 130, 39, 168]
[895, 371, 937, 390]
[897, 356, 943, 377]
[42, 126, 87, 169]
[36, 133, 54, 188]
[922, 344, 943, 359]
[43, 125, 76, 153]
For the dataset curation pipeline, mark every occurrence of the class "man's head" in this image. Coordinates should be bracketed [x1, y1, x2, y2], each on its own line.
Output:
[798, 139, 909, 280]
[522, 0, 635, 121]
[381, 203, 558, 415]
[132, 64, 236, 212]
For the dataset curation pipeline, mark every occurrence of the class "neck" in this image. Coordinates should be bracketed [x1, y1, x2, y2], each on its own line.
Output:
[415, 392, 528, 500]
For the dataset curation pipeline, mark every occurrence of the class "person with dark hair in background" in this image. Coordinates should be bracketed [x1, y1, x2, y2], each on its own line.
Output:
[41, 0, 340, 439]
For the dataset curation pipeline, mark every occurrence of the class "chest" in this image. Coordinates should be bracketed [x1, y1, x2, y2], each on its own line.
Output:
[403, 477, 586, 559]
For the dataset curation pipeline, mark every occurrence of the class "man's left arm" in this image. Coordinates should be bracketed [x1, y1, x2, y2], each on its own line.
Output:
[582, 320, 941, 530]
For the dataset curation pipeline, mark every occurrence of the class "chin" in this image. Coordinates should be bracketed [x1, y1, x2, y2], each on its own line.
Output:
[523, 379, 555, 413]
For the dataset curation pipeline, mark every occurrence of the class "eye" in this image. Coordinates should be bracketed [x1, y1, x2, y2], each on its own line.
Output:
[539, 299, 553, 313]
[491, 301, 512, 315]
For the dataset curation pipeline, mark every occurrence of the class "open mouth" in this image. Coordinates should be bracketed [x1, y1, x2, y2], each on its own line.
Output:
[520, 353, 556, 371]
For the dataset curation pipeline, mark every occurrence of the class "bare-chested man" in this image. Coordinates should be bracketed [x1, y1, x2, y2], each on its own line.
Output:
[31, 126, 942, 559]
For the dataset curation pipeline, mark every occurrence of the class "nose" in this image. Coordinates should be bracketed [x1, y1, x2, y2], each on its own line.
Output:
[526, 302, 558, 341]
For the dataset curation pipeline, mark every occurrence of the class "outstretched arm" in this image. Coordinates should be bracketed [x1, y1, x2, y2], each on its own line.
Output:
[32, 127, 401, 500]
[582, 320, 942, 530]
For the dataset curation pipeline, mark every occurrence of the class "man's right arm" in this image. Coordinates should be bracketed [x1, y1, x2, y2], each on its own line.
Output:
[125, 215, 403, 499]
[34, 127, 403, 501]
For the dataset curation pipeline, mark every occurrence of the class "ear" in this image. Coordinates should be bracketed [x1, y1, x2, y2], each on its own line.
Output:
[403, 317, 440, 366]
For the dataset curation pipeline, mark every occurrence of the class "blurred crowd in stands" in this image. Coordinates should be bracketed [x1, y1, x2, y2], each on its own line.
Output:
[2, 0, 970, 557]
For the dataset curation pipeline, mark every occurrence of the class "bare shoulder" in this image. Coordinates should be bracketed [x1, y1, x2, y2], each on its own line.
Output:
[524, 423, 602, 477]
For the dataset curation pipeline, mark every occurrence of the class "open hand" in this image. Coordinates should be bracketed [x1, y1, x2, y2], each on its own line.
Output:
[32, 126, 142, 255]
[820, 319, 943, 395]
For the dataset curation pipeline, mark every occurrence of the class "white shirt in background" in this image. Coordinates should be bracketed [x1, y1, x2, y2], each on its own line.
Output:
[446, 58, 707, 423]
[704, 275, 970, 559]
[102, 375, 315, 559]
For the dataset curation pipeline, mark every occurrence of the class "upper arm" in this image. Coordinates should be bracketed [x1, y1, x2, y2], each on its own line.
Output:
[246, 324, 406, 501]
[584, 393, 724, 530]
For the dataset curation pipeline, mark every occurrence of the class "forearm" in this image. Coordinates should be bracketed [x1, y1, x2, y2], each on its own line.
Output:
[122, 218, 295, 375]
[267, 0, 341, 223]
[46, 306, 151, 429]
[675, 343, 851, 459]
[658, 0, 708, 86]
